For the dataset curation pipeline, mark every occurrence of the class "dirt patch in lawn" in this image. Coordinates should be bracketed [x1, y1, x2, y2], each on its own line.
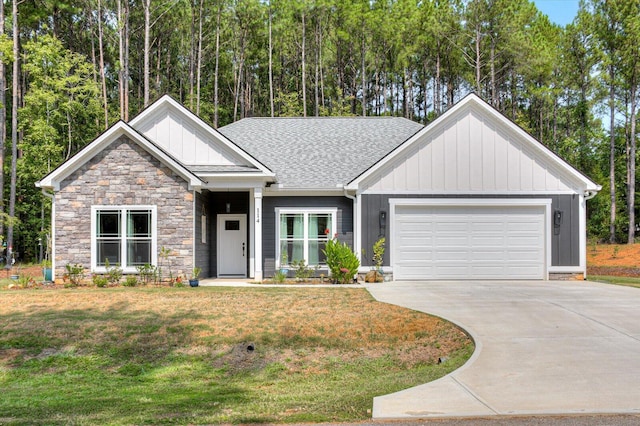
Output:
[587, 243, 640, 277]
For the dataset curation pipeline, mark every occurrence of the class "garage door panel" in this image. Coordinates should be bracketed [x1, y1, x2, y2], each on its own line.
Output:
[393, 204, 546, 280]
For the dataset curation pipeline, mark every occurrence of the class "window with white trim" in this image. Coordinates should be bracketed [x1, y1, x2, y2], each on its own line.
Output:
[276, 208, 336, 267]
[91, 206, 157, 271]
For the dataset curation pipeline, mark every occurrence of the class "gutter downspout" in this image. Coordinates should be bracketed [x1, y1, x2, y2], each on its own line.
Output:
[41, 189, 55, 282]
[582, 190, 599, 281]
[343, 188, 359, 267]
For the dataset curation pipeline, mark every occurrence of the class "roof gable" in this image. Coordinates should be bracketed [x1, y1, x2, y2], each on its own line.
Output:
[348, 94, 601, 194]
[129, 95, 273, 175]
[36, 121, 203, 191]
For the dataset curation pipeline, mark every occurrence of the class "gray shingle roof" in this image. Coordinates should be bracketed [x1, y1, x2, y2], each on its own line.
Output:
[218, 117, 424, 189]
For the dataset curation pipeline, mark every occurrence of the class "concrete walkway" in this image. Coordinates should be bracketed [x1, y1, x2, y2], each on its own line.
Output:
[366, 280, 640, 419]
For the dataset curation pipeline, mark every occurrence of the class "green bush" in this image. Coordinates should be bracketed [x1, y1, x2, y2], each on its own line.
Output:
[105, 260, 123, 285]
[93, 275, 109, 288]
[272, 269, 287, 284]
[123, 275, 138, 287]
[65, 263, 85, 286]
[323, 238, 360, 284]
[136, 264, 157, 285]
[291, 259, 316, 280]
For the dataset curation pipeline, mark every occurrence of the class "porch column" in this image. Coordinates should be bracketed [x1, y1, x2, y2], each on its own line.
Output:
[254, 187, 263, 281]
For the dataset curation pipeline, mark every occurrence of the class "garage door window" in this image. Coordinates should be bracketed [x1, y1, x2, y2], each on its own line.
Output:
[276, 209, 336, 267]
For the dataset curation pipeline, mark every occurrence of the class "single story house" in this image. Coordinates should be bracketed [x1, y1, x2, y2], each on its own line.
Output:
[36, 93, 601, 282]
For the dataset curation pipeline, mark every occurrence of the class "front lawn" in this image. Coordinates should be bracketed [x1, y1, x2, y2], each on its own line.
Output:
[0, 286, 472, 424]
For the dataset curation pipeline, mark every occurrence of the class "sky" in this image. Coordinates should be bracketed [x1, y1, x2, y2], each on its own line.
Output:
[531, 0, 580, 27]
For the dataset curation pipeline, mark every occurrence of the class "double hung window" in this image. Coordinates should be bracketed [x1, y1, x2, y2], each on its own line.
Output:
[92, 206, 156, 271]
[276, 208, 336, 267]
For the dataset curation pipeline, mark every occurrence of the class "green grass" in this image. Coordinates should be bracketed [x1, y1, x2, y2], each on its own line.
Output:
[0, 287, 472, 424]
[589, 275, 640, 288]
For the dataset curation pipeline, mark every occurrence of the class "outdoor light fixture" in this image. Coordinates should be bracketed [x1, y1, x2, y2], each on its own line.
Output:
[226, 202, 231, 213]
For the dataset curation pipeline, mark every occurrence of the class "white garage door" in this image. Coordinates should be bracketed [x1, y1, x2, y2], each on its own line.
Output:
[392, 204, 546, 280]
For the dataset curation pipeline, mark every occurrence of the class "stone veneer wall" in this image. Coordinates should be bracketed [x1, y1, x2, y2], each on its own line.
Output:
[54, 136, 194, 280]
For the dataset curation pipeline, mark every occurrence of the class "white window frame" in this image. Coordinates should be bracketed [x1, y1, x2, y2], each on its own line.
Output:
[91, 205, 158, 273]
[275, 207, 337, 268]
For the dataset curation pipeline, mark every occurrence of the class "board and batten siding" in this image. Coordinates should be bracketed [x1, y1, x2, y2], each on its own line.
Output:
[134, 106, 247, 166]
[262, 196, 354, 277]
[194, 190, 210, 277]
[361, 194, 579, 268]
[361, 108, 582, 194]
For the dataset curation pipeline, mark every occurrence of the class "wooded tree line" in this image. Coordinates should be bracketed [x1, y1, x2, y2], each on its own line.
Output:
[0, 0, 639, 262]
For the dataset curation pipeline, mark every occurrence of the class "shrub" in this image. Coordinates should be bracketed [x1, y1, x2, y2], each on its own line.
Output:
[323, 238, 360, 284]
[136, 263, 157, 285]
[372, 237, 385, 270]
[93, 275, 109, 288]
[272, 270, 287, 284]
[123, 275, 138, 287]
[65, 263, 85, 286]
[105, 260, 123, 285]
[17, 275, 36, 288]
[291, 259, 316, 280]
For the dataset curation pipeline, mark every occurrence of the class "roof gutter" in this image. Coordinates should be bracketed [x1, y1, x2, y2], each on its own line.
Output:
[584, 190, 598, 201]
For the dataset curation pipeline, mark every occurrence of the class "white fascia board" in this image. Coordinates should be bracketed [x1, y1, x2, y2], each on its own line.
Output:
[347, 94, 601, 193]
[197, 172, 274, 183]
[129, 95, 274, 177]
[362, 189, 580, 196]
[204, 179, 273, 190]
[263, 188, 346, 197]
[36, 121, 203, 191]
[388, 198, 553, 207]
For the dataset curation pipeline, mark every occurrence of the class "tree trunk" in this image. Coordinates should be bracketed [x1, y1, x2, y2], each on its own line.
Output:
[268, 1, 274, 117]
[143, 0, 151, 107]
[361, 17, 366, 117]
[628, 81, 637, 244]
[214, 2, 221, 127]
[301, 10, 307, 117]
[7, 0, 18, 261]
[0, 0, 5, 238]
[188, 0, 196, 109]
[117, 0, 130, 121]
[195, 0, 204, 115]
[97, 0, 108, 128]
[609, 66, 616, 243]
[475, 24, 481, 94]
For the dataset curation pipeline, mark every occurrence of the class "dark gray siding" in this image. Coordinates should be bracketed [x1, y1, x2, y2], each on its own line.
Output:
[208, 192, 250, 277]
[361, 194, 580, 268]
[194, 190, 211, 277]
[262, 196, 354, 277]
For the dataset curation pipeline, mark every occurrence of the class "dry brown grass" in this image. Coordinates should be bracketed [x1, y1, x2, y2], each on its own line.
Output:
[1, 287, 469, 372]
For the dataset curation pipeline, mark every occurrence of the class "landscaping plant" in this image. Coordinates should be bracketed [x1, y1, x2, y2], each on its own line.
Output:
[92, 275, 108, 288]
[104, 260, 123, 285]
[323, 237, 360, 284]
[64, 263, 84, 287]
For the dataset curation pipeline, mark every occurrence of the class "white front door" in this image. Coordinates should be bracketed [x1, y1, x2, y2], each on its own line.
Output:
[217, 214, 247, 276]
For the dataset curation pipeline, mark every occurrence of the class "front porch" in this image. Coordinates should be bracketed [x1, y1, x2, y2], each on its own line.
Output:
[196, 189, 263, 281]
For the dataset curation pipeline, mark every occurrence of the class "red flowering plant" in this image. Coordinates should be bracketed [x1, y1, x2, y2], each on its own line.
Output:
[322, 235, 360, 284]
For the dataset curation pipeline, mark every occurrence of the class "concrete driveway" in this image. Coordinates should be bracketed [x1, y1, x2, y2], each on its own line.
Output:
[366, 280, 640, 419]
